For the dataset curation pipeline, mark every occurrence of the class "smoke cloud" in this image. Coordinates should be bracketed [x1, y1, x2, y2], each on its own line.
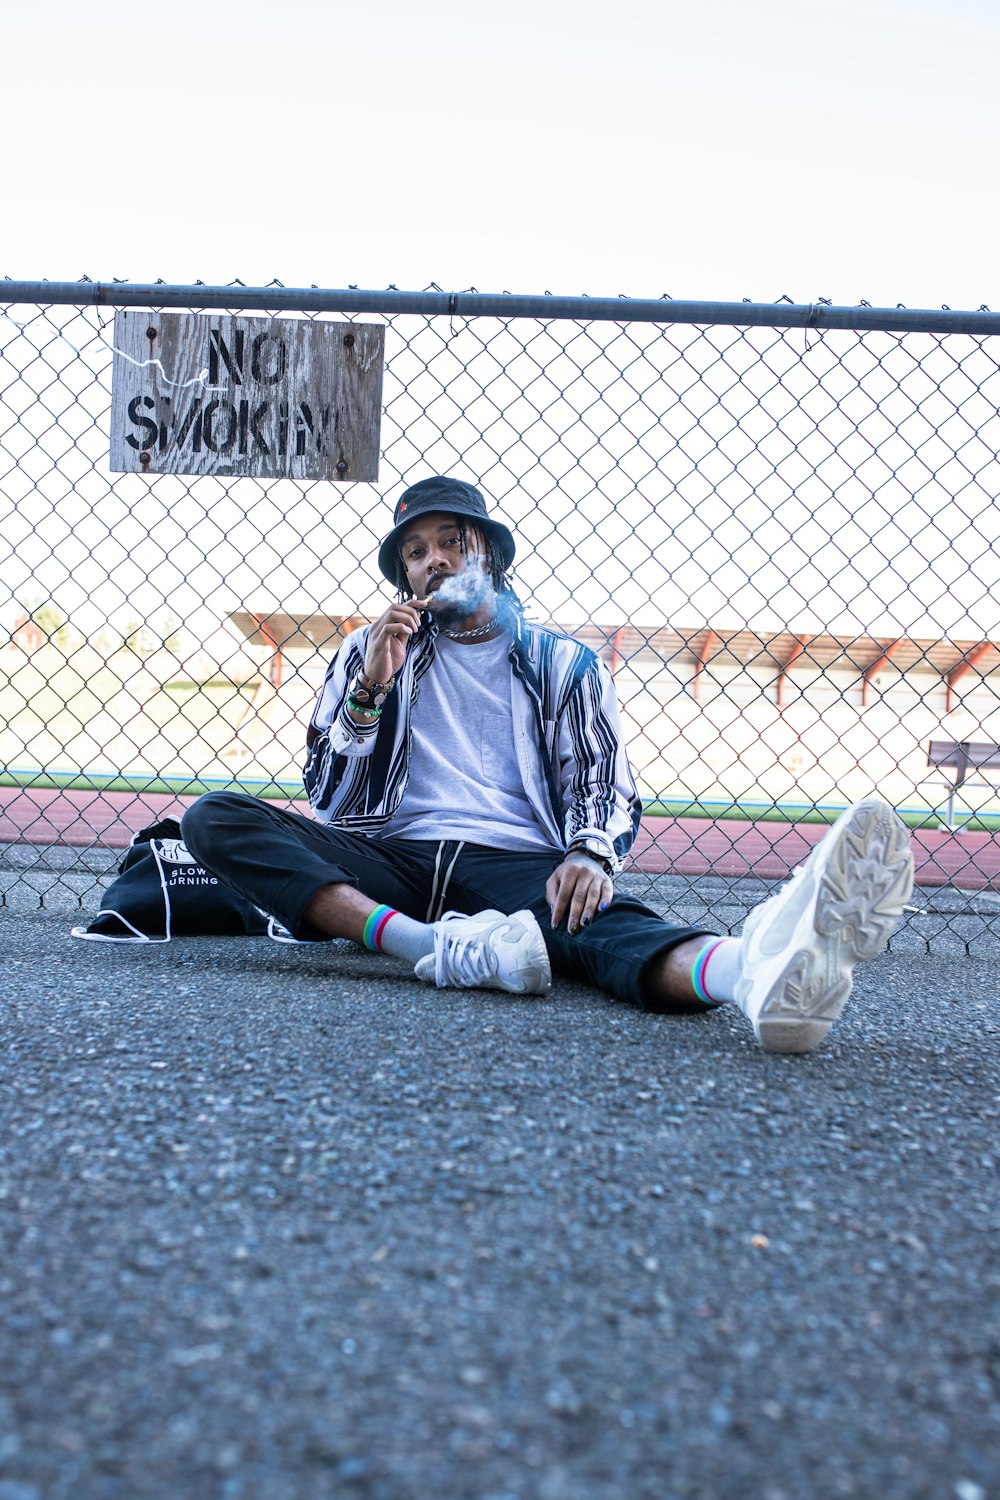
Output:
[430, 557, 492, 620]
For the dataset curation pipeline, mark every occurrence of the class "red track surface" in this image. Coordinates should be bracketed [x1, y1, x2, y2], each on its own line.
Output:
[1, 786, 996, 891]
[631, 815, 998, 890]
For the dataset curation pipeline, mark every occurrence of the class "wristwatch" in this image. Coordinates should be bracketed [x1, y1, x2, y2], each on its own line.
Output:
[566, 837, 615, 876]
[350, 671, 395, 709]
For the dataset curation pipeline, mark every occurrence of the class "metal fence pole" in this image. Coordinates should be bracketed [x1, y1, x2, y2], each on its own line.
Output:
[2, 280, 999, 336]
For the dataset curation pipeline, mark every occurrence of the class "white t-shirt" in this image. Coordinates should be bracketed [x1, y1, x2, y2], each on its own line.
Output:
[388, 633, 560, 853]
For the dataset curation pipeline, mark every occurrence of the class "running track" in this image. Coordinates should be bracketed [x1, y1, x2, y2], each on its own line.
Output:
[2, 785, 996, 891]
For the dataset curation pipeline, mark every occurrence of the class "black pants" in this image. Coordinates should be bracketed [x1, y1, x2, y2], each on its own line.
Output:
[181, 792, 709, 1010]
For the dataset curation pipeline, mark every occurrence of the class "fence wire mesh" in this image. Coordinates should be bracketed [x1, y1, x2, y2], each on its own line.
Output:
[2, 283, 999, 949]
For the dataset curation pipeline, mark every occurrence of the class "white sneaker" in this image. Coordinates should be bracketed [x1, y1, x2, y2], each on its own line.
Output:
[734, 798, 914, 1054]
[414, 908, 552, 995]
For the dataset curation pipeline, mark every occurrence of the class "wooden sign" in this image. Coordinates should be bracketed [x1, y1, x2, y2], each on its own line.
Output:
[110, 311, 384, 482]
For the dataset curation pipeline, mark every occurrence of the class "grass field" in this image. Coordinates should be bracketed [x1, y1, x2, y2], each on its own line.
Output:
[0, 768, 307, 800]
[642, 798, 1000, 832]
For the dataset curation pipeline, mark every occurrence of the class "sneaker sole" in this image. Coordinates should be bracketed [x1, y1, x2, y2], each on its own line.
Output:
[755, 799, 914, 1055]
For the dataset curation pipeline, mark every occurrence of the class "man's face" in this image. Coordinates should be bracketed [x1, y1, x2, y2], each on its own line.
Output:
[399, 511, 493, 623]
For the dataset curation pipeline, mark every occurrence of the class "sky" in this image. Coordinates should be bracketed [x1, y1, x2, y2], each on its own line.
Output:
[3, 0, 1000, 663]
[3, 0, 999, 312]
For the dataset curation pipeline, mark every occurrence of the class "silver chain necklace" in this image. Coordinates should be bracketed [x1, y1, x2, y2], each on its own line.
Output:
[441, 617, 500, 641]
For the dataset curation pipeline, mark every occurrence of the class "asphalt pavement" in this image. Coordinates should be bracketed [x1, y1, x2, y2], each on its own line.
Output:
[1, 873, 998, 1500]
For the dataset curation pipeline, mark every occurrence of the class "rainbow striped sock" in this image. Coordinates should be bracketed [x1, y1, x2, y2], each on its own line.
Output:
[691, 937, 728, 1007]
[361, 906, 435, 963]
[362, 904, 396, 952]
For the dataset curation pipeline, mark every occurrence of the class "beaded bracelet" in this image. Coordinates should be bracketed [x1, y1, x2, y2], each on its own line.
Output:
[346, 696, 381, 718]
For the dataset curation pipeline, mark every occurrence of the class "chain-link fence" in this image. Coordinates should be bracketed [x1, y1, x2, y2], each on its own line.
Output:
[2, 280, 999, 949]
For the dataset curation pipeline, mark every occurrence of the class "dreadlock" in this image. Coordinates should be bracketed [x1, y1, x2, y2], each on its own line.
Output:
[394, 519, 524, 620]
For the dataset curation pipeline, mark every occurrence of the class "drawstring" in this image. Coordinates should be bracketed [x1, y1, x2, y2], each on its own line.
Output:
[425, 844, 445, 922]
[425, 840, 465, 922]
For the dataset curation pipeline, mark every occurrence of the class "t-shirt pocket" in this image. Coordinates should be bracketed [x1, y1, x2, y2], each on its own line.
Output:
[482, 713, 517, 787]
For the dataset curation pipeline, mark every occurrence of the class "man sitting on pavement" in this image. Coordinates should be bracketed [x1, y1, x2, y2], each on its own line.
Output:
[182, 476, 915, 1054]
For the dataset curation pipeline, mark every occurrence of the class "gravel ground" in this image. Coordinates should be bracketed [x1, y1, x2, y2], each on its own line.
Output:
[1, 904, 998, 1500]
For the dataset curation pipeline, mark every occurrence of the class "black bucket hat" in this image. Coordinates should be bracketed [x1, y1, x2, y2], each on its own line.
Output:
[377, 476, 516, 583]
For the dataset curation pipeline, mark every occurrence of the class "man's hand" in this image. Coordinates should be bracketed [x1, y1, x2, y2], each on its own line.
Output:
[363, 597, 430, 684]
[547, 852, 614, 935]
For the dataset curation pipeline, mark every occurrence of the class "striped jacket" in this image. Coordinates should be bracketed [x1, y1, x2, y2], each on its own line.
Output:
[303, 616, 642, 873]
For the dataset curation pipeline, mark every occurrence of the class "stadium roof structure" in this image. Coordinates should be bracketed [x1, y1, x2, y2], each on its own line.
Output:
[228, 610, 999, 715]
[571, 624, 1000, 713]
